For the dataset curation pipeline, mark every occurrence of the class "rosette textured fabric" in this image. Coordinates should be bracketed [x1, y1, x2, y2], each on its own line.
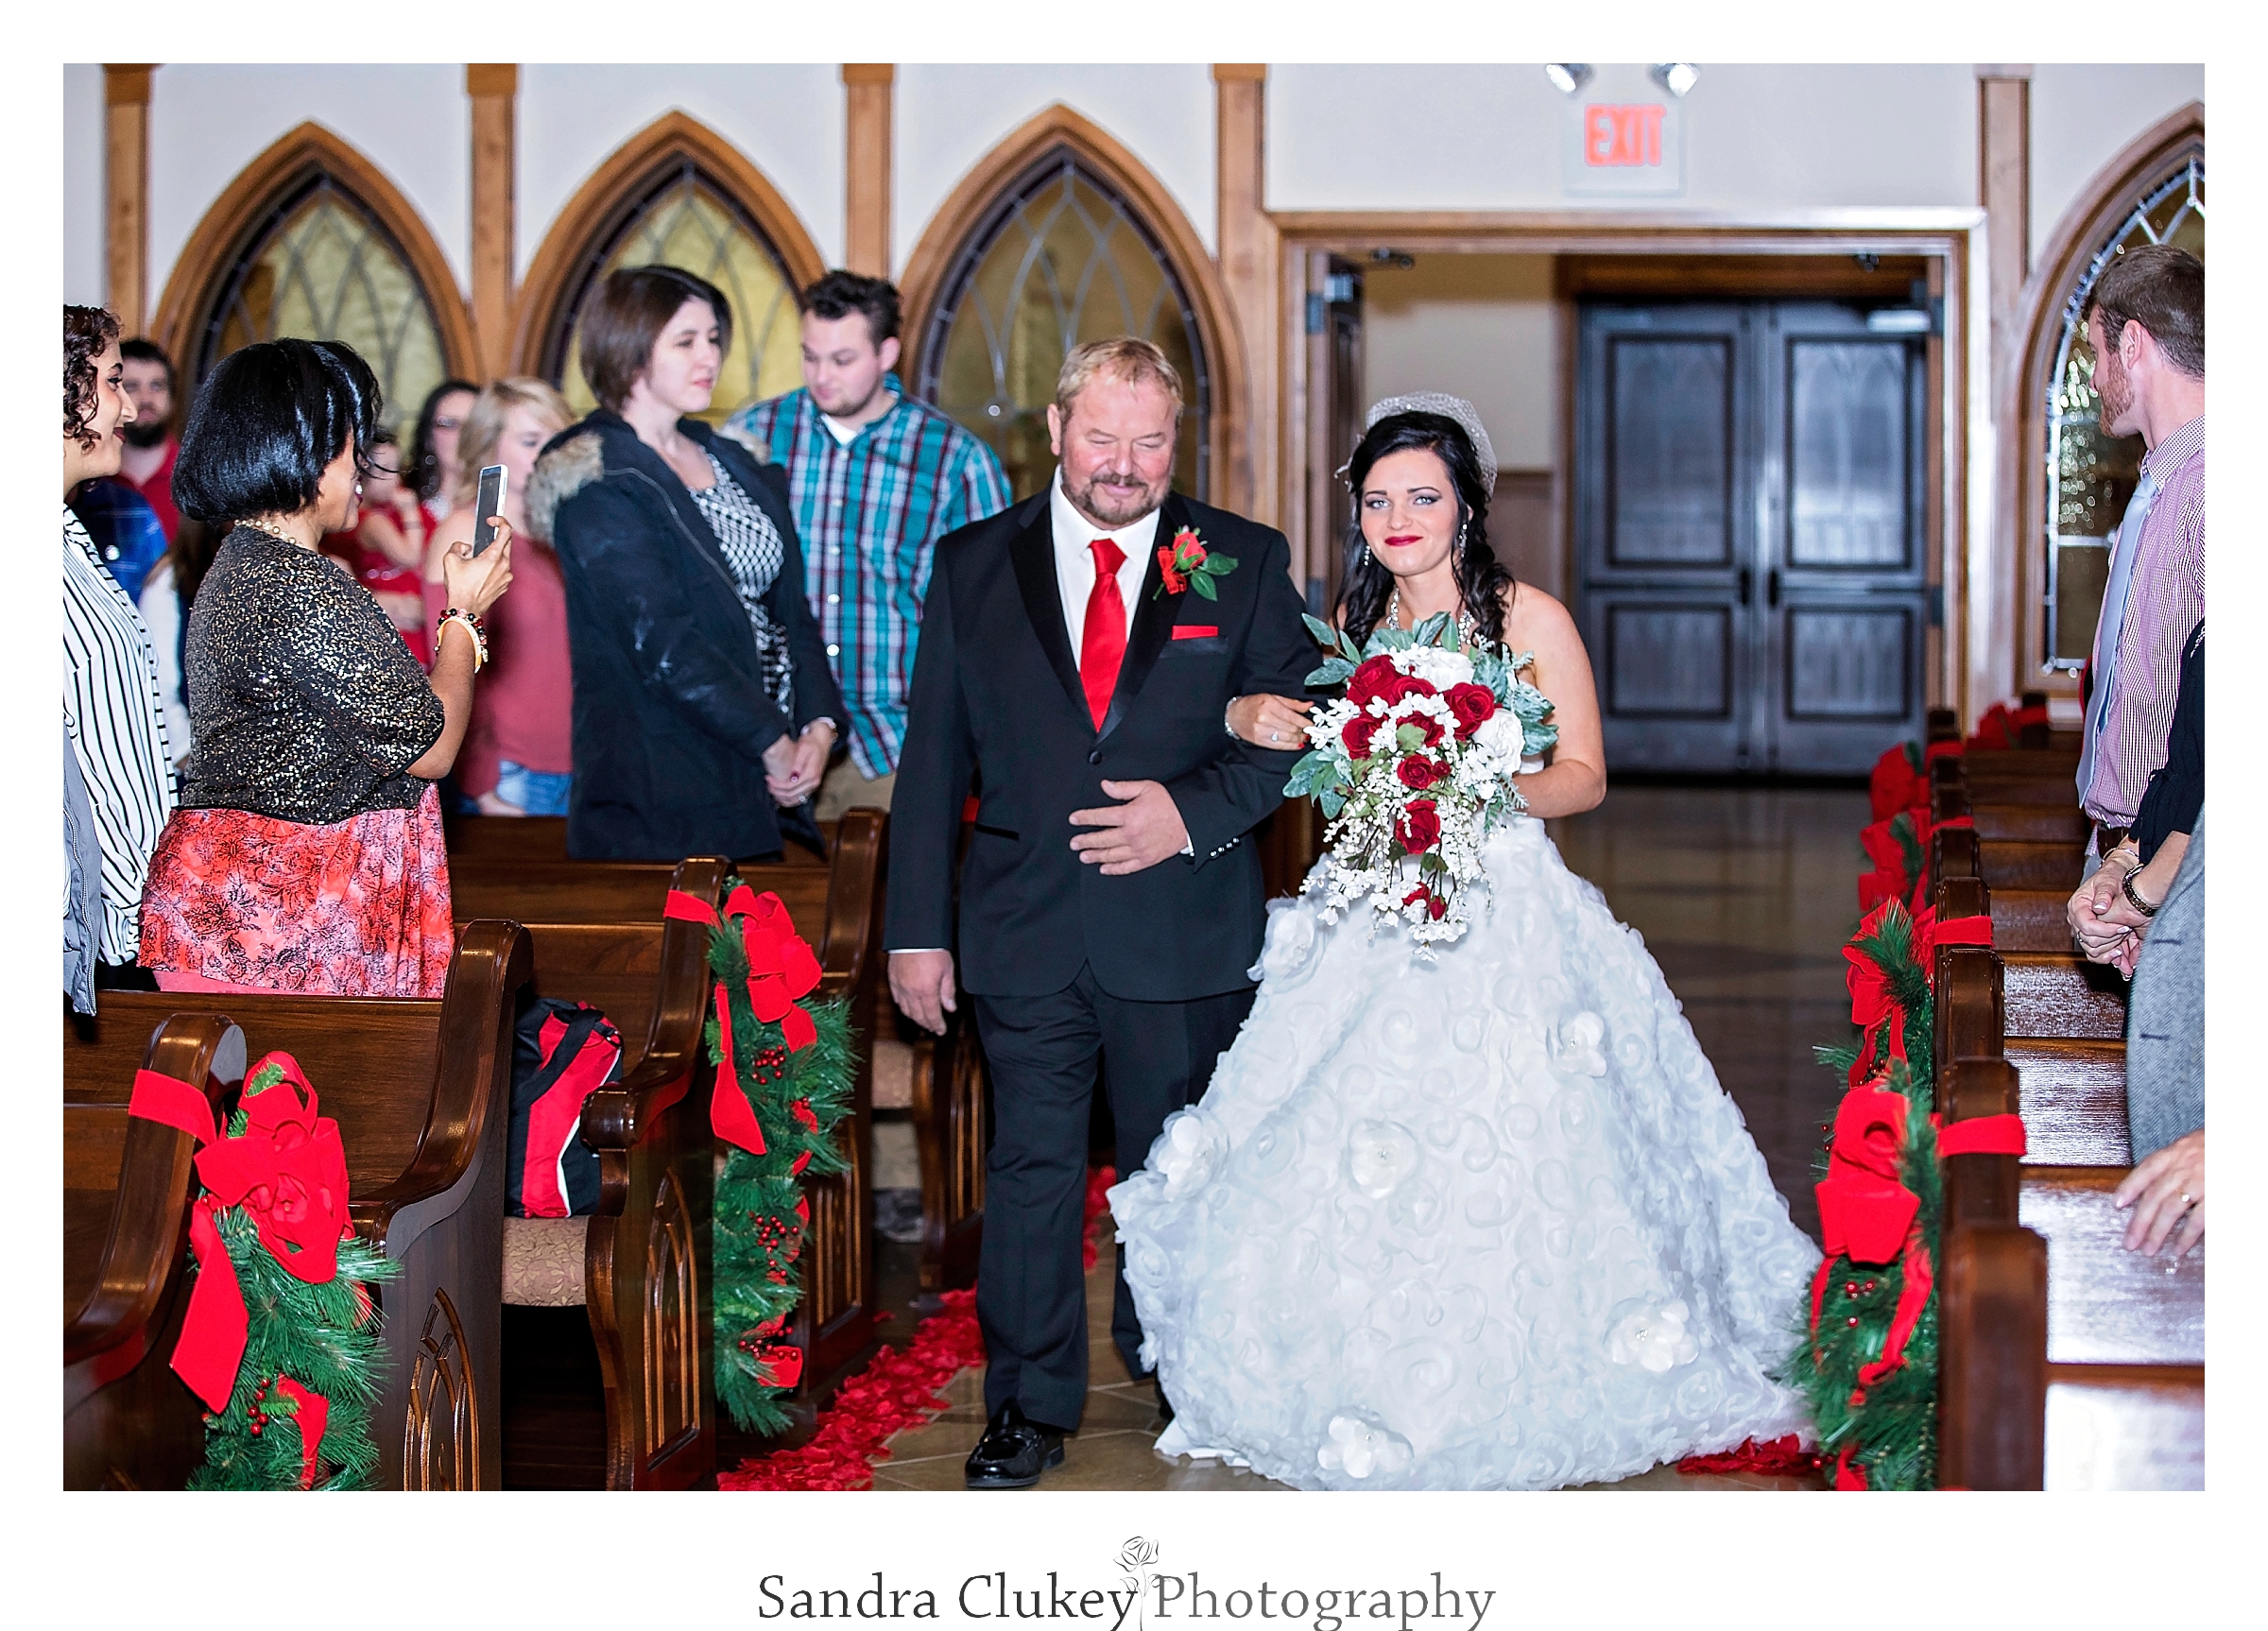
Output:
[1109, 817, 1818, 1490]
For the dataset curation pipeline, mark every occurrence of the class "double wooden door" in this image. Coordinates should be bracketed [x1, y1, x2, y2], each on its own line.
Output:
[1575, 301, 1931, 774]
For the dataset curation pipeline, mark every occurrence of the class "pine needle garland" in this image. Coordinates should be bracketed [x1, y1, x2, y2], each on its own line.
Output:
[702, 887, 859, 1434]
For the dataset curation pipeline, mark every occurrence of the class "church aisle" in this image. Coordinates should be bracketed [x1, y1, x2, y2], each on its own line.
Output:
[870, 784, 1862, 1491]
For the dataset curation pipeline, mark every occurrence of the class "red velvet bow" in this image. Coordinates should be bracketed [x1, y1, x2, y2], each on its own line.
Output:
[273, 1376, 330, 1489]
[675, 886, 825, 1157]
[150, 1054, 354, 1416]
[1815, 1087, 1917, 1269]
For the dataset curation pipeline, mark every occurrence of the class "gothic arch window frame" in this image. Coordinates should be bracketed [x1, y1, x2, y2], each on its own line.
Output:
[898, 104, 1247, 508]
[2010, 101, 2203, 687]
[511, 112, 828, 395]
[150, 122, 480, 413]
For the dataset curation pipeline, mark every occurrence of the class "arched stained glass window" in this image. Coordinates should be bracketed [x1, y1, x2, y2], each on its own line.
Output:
[541, 160, 803, 427]
[194, 171, 448, 435]
[2040, 154, 2204, 670]
[916, 148, 1211, 503]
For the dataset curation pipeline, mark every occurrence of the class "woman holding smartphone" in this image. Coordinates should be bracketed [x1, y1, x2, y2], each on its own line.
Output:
[138, 337, 513, 999]
[422, 378, 576, 816]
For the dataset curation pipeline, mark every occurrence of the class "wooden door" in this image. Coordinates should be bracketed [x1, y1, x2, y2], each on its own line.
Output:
[1575, 300, 1928, 774]
[1576, 304, 1756, 770]
[1758, 303, 1930, 773]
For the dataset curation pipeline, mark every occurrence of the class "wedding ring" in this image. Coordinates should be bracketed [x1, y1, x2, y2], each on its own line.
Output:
[2178, 1191, 2192, 1209]
[1270, 730, 1281, 743]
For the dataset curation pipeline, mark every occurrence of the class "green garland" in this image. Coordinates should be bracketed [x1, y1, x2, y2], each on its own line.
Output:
[188, 1062, 398, 1491]
[1779, 901, 1943, 1491]
[702, 886, 857, 1435]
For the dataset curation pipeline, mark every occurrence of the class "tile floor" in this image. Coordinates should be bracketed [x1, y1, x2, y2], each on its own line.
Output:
[868, 785, 1867, 1493]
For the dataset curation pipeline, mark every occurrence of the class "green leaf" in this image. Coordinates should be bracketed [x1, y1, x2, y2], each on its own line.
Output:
[1397, 722, 1427, 751]
[1191, 574, 1218, 602]
[1302, 612, 1339, 647]
[1319, 787, 1347, 820]
[1204, 553, 1238, 574]
[1305, 657, 1356, 687]
[1338, 629, 1362, 662]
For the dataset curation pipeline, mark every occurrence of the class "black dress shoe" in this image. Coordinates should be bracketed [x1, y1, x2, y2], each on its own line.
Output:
[965, 1401, 1067, 1489]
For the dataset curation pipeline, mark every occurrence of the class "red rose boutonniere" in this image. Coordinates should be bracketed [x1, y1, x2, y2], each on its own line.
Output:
[1153, 528, 1239, 601]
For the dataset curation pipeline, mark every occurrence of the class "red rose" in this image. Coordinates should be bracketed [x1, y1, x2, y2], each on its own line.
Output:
[1408, 713, 1446, 748]
[1445, 682, 1497, 738]
[1379, 671, 1439, 707]
[1428, 894, 1448, 921]
[1346, 656, 1399, 706]
[1341, 714, 1381, 759]
[1173, 528, 1207, 568]
[1396, 799, 1441, 855]
[1398, 756, 1447, 791]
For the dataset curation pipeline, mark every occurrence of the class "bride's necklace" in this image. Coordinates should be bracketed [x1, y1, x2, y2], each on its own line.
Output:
[1387, 586, 1477, 645]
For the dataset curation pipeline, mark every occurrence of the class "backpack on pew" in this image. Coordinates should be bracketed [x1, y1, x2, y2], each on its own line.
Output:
[507, 999, 625, 1217]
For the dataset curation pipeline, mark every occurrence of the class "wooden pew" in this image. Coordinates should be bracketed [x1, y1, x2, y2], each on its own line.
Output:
[1933, 943, 2201, 1488]
[449, 811, 886, 1411]
[451, 856, 727, 1489]
[62, 921, 529, 1488]
[64, 1015, 243, 1488]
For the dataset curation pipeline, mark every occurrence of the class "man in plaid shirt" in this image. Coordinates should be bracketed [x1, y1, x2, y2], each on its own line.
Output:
[724, 272, 1011, 818]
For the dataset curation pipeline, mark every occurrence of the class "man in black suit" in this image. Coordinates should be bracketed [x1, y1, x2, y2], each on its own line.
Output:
[886, 337, 1315, 1487]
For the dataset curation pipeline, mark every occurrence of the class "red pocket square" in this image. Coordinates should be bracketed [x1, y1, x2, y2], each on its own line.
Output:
[1172, 625, 1219, 640]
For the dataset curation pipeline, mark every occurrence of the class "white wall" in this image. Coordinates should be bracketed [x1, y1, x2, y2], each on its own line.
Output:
[1362, 256, 1555, 472]
[63, 64, 103, 306]
[895, 64, 1215, 271]
[146, 64, 468, 322]
[2028, 64, 2204, 267]
[519, 64, 843, 278]
[1270, 63, 1976, 212]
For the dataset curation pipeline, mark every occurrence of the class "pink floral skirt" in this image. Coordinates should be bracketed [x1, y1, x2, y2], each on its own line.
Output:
[140, 783, 454, 999]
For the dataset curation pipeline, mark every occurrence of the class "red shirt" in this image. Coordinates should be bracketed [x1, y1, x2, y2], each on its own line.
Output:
[423, 540, 574, 795]
[120, 438, 181, 541]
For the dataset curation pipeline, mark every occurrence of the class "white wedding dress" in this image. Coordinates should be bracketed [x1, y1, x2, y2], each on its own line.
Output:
[1108, 812, 1820, 1490]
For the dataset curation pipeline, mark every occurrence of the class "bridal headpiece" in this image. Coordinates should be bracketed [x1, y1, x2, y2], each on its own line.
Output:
[1352, 391, 1499, 490]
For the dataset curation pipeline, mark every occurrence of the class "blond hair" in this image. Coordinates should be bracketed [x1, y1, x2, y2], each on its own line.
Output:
[1054, 336, 1183, 421]
[452, 376, 574, 505]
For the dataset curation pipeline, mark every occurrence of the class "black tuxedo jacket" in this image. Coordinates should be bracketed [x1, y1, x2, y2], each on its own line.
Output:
[885, 488, 1317, 1001]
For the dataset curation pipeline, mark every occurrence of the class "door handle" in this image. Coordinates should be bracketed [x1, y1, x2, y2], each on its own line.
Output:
[1767, 569, 1782, 609]
[1738, 567, 1752, 606]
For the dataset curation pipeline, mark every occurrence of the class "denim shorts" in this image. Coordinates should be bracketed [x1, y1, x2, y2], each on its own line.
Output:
[494, 759, 572, 816]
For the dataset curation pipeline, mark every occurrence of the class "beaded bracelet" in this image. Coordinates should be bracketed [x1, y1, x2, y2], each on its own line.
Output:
[2120, 863, 2159, 919]
[436, 607, 489, 672]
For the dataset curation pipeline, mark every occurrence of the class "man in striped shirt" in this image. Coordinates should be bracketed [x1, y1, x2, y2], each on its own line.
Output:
[2070, 245, 2203, 884]
[724, 272, 1011, 818]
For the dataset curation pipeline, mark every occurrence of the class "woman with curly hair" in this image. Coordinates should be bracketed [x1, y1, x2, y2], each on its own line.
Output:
[63, 303, 176, 993]
[137, 338, 515, 998]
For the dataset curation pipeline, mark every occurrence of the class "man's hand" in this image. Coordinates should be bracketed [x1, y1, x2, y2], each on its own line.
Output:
[2113, 1128, 2204, 1257]
[1069, 780, 1191, 876]
[2068, 852, 2140, 964]
[888, 950, 957, 1037]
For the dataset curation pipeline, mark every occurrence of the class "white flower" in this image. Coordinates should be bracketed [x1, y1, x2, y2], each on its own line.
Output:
[1346, 1120, 1419, 1197]
[1151, 1110, 1220, 1199]
[1315, 1411, 1413, 1480]
[1399, 645, 1474, 691]
[1550, 1011, 1608, 1077]
[1608, 1299, 1700, 1373]
[1472, 710, 1521, 759]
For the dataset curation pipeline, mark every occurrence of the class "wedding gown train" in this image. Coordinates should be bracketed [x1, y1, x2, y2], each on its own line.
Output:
[1108, 815, 1819, 1490]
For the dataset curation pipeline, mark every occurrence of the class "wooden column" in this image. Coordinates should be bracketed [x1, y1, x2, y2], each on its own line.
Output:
[103, 64, 155, 335]
[1976, 66, 2031, 378]
[467, 63, 518, 380]
[1213, 63, 1276, 527]
[843, 64, 895, 279]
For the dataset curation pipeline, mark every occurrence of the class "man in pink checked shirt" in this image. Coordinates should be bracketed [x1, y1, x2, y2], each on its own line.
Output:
[2067, 246, 2203, 955]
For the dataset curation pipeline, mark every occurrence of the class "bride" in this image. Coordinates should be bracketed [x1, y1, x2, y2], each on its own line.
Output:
[1108, 394, 1819, 1490]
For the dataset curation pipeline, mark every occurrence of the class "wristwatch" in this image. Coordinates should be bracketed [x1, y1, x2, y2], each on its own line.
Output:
[2121, 863, 2159, 919]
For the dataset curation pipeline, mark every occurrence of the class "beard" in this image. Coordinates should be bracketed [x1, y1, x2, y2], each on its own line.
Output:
[122, 418, 170, 450]
[2093, 345, 2134, 435]
[1065, 467, 1168, 528]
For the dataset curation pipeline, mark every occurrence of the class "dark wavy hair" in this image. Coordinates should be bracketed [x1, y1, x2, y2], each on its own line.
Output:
[579, 264, 734, 413]
[407, 375, 479, 503]
[1334, 410, 1514, 647]
[64, 304, 122, 450]
[174, 337, 383, 525]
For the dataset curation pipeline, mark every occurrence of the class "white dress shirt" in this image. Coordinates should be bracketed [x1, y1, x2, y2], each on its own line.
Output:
[1049, 468, 1160, 661]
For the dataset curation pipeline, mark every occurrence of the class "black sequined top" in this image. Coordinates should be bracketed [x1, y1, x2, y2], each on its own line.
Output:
[178, 524, 446, 823]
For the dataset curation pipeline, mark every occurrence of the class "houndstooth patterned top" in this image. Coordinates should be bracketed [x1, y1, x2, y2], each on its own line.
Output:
[691, 452, 794, 716]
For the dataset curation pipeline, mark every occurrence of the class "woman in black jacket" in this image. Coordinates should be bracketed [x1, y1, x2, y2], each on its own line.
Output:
[531, 266, 842, 860]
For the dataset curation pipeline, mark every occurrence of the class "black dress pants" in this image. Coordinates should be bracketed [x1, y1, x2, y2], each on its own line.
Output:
[971, 965, 1254, 1432]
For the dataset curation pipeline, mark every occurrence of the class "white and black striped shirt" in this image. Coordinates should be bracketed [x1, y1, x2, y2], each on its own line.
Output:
[63, 506, 176, 961]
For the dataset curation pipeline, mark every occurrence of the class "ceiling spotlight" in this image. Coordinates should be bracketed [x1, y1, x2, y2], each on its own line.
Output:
[1650, 62, 1699, 97]
[1544, 63, 1592, 96]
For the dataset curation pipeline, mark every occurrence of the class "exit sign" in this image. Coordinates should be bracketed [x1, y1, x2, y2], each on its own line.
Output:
[1563, 97, 1683, 196]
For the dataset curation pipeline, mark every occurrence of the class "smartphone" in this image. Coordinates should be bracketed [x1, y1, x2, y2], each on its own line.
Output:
[471, 464, 508, 556]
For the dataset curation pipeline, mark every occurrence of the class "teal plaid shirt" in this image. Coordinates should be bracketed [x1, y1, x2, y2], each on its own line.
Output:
[722, 380, 1010, 777]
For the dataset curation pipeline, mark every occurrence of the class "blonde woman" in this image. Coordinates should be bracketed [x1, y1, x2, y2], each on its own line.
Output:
[423, 378, 575, 815]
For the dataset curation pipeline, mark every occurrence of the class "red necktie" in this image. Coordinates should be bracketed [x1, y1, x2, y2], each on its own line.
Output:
[1079, 537, 1127, 730]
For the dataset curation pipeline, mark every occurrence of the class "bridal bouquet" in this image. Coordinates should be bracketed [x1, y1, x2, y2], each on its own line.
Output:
[1282, 611, 1557, 947]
